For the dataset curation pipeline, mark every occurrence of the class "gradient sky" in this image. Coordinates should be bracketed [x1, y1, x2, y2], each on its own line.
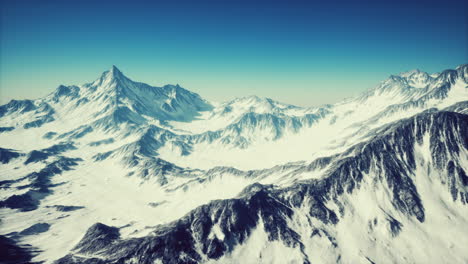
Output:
[1, 0, 467, 106]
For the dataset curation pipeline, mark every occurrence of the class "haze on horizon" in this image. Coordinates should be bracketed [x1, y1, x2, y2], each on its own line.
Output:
[1, 0, 467, 107]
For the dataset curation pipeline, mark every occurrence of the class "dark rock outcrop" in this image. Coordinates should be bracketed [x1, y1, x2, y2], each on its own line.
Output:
[56, 110, 468, 264]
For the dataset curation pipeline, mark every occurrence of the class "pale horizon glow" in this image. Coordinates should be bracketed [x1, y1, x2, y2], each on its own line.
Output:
[1, 0, 466, 107]
[0, 64, 460, 107]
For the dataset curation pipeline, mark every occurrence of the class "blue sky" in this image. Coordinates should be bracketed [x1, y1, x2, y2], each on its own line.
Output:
[1, 0, 467, 106]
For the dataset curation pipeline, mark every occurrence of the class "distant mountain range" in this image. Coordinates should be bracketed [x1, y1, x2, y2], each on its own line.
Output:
[0, 64, 467, 264]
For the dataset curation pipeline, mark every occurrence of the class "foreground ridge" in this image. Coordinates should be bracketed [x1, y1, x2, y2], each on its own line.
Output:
[0, 65, 467, 263]
[56, 110, 468, 264]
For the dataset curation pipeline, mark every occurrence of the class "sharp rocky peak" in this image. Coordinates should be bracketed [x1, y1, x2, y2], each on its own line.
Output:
[90, 65, 131, 89]
[102, 65, 127, 81]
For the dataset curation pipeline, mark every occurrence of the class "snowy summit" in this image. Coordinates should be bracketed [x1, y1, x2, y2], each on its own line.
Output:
[0, 64, 468, 264]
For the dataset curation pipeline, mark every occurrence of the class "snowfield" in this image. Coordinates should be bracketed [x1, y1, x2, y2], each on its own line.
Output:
[1, 64, 467, 263]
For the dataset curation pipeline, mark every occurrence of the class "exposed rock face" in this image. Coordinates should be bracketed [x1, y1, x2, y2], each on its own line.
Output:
[0, 65, 466, 264]
[0, 148, 22, 164]
[55, 110, 468, 264]
[0, 235, 36, 264]
[0, 156, 81, 211]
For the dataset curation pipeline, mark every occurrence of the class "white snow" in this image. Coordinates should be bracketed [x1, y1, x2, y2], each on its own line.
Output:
[1, 65, 467, 263]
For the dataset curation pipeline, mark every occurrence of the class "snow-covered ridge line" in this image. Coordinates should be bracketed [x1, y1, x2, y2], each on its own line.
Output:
[55, 109, 468, 264]
[0, 64, 467, 263]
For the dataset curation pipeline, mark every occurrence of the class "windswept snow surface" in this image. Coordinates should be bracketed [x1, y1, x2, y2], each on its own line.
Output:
[0, 64, 467, 263]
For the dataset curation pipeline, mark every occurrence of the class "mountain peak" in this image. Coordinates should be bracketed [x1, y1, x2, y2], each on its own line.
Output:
[110, 65, 122, 75]
[94, 65, 128, 86]
[85, 66, 132, 93]
[380, 69, 431, 89]
[398, 69, 423, 78]
[108, 65, 124, 79]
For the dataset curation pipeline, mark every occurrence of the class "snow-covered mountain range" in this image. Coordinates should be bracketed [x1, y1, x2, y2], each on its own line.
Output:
[0, 64, 467, 264]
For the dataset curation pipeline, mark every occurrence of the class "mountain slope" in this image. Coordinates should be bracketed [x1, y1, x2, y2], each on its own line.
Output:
[55, 110, 468, 264]
[0, 64, 467, 264]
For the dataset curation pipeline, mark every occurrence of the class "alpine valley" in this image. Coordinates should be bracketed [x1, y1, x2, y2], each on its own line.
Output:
[1, 65, 467, 264]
